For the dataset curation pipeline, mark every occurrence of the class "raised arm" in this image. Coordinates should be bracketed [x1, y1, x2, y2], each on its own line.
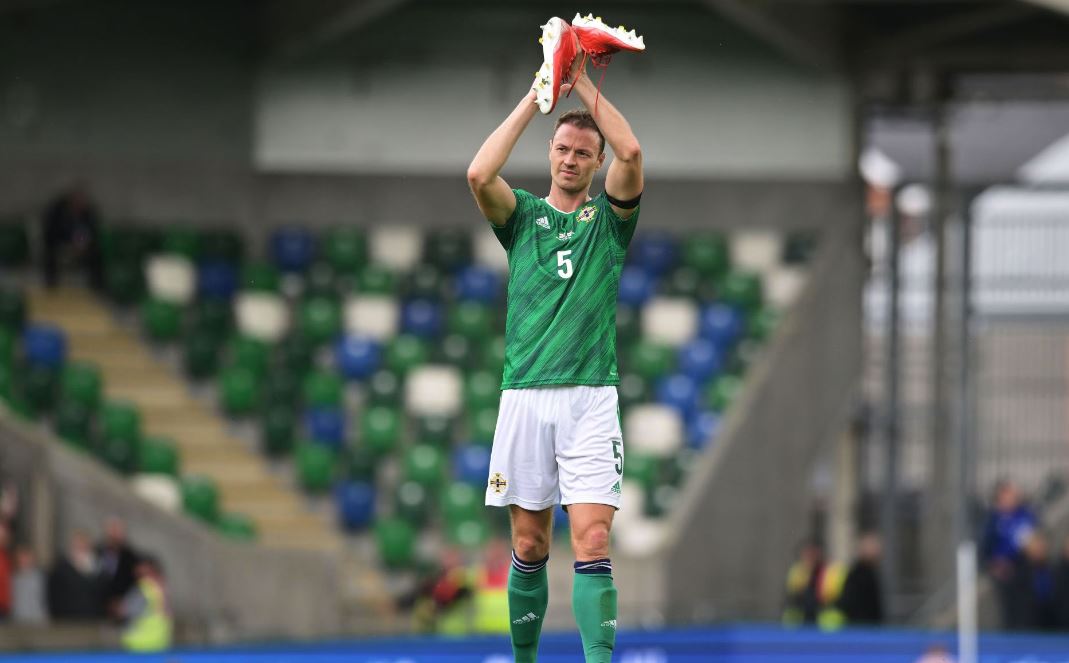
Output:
[467, 90, 540, 226]
[567, 71, 643, 218]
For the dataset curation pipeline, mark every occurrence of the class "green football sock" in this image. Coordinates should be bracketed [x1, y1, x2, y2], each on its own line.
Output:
[572, 559, 617, 663]
[509, 552, 549, 663]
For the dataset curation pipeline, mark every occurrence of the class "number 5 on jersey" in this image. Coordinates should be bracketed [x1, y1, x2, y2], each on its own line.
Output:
[557, 250, 574, 279]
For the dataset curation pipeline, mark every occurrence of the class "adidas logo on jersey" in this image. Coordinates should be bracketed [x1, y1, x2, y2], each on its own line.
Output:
[558, 231, 574, 240]
[601, 619, 617, 630]
[512, 612, 541, 625]
[536, 216, 551, 230]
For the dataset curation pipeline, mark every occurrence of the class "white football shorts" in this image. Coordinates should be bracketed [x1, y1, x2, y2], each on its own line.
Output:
[485, 385, 624, 511]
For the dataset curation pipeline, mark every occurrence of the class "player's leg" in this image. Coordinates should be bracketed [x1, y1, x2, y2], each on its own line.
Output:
[508, 505, 553, 662]
[556, 386, 623, 663]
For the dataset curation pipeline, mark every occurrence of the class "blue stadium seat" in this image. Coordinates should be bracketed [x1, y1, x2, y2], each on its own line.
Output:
[686, 410, 720, 450]
[453, 444, 491, 485]
[455, 266, 501, 303]
[655, 373, 701, 420]
[677, 338, 723, 385]
[698, 303, 744, 350]
[617, 266, 655, 308]
[334, 335, 381, 380]
[305, 407, 346, 449]
[270, 228, 316, 273]
[335, 480, 376, 532]
[23, 324, 66, 369]
[400, 299, 443, 339]
[196, 261, 238, 300]
[631, 233, 679, 276]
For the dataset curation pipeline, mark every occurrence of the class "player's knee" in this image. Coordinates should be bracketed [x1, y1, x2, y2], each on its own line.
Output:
[572, 522, 610, 559]
[513, 530, 550, 561]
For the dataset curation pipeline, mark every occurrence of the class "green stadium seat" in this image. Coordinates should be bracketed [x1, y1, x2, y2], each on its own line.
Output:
[227, 335, 270, 378]
[747, 308, 779, 342]
[375, 517, 417, 569]
[340, 443, 379, 482]
[718, 271, 763, 314]
[728, 340, 759, 376]
[403, 265, 445, 300]
[441, 481, 483, 525]
[468, 407, 498, 447]
[0, 223, 29, 266]
[413, 415, 454, 448]
[0, 327, 14, 367]
[446, 518, 490, 550]
[705, 374, 743, 413]
[682, 232, 730, 277]
[60, 362, 102, 409]
[242, 261, 281, 292]
[0, 289, 26, 330]
[298, 296, 342, 346]
[183, 330, 222, 380]
[449, 302, 494, 342]
[360, 405, 401, 457]
[54, 400, 92, 449]
[482, 336, 506, 374]
[162, 227, 200, 259]
[103, 227, 160, 263]
[663, 266, 713, 301]
[277, 332, 316, 375]
[105, 260, 144, 306]
[181, 475, 220, 524]
[436, 334, 475, 367]
[100, 401, 141, 442]
[622, 452, 660, 492]
[219, 367, 259, 416]
[394, 480, 432, 527]
[304, 262, 338, 299]
[616, 305, 641, 347]
[303, 370, 343, 408]
[261, 366, 301, 410]
[403, 443, 445, 489]
[324, 227, 367, 275]
[626, 341, 675, 381]
[366, 369, 402, 407]
[617, 373, 649, 411]
[261, 407, 297, 458]
[217, 512, 257, 542]
[22, 365, 59, 416]
[189, 298, 232, 338]
[141, 298, 182, 342]
[199, 230, 243, 263]
[96, 434, 140, 475]
[386, 334, 428, 375]
[645, 483, 679, 518]
[424, 230, 472, 273]
[296, 442, 334, 494]
[357, 264, 396, 295]
[464, 370, 500, 411]
[138, 436, 180, 476]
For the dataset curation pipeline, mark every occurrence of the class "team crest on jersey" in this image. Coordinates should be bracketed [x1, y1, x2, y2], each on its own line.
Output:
[489, 473, 508, 494]
[535, 216, 551, 230]
[577, 205, 597, 223]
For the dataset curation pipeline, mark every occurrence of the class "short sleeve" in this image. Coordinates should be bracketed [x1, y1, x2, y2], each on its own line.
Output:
[491, 189, 536, 251]
[599, 193, 640, 249]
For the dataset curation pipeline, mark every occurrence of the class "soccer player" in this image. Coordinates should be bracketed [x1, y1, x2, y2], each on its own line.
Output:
[465, 16, 644, 663]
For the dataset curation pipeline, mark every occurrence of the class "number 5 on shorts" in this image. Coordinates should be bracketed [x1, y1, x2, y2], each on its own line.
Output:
[612, 440, 623, 475]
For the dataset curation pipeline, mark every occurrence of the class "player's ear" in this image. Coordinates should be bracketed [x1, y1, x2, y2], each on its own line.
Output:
[597, 153, 606, 169]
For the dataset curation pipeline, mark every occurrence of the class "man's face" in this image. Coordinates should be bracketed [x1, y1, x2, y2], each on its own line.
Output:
[549, 123, 604, 195]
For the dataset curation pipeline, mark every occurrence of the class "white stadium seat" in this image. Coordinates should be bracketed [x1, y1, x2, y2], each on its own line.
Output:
[405, 365, 462, 417]
[145, 254, 195, 304]
[613, 515, 668, 557]
[131, 474, 182, 513]
[624, 404, 684, 457]
[641, 297, 698, 347]
[343, 295, 399, 341]
[473, 230, 510, 273]
[731, 230, 782, 273]
[614, 480, 647, 526]
[235, 292, 290, 343]
[765, 266, 808, 310]
[370, 226, 422, 272]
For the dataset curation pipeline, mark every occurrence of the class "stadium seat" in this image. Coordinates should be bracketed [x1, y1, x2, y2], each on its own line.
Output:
[731, 230, 781, 273]
[131, 475, 182, 513]
[305, 407, 346, 450]
[197, 261, 239, 300]
[181, 475, 220, 524]
[217, 513, 257, 541]
[334, 335, 381, 380]
[339, 442, 378, 484]
[190, 298, 232, 338]
[654, 374, 701, 420]
[356, 264, 397, 295]
[199, 230, 243, 264]
[0, 289, 25, 330]
[468, 407, 498, 447]
[335, 480, 376, 532]
[615, 304, 641, 348]
[455, 266, 501, 303]
[23, 324, 66, 369]
[343, 295, 399, 341]
[161, 227, 200, 260]
[765, 266, 807, 310]
[261, 407, 297, 457]
[623, 404, 683, 457]
[21, 364, 59, 416]
[183, 330, 221, 380]
[403, 443, 445, 489]
[103, 227, 160, 264]
[677, 338, 723, 385]
[405, 365, 462, 418]
[54, 399, 92, 448]
[298, 296, 342, 346]
[0, 223, 29, 266]
[662, 266, 714, 301]
[96, 433, 140, 475]
[413, 414, 455, 448]
[631, 233, 679, 276]
[473, 231, 509, 272]
[296, 442, 334, 494]
[436, 334, 475, 367]
[447, 518, 490, 550]
[386, 334, 429, 375]
[105, 260, 145, 306]
[441, 481, 482, 524]
[617, 373, 650, 410]
[449, 301, 493, 341]
[138, 436, 180, 476]
[617, 267, 655, 308]
[645, 484, 680, 518]
[302, 370, 343, 408]
[747, 308, 779, 342]
[705, 374, 743, 413]
[270, 228, 316, 273]
[375, 516, 417, 569]
[682, 232, 730, 277]
[141, 298, 183, 342]
[145, 255, 196, 304]
[400, 298, 443, 338]
[642, 297, 698, 348]
[622, 452, 660, 493]
[464, 370, 500, 411]
[276, 332, 316, 375]
[235, 292, 290, 343]
[686, 410, 720, 450]
[323, 227, 367, 276]
[60, 362, 102, 409]
[698, 303, 744, 351]
[0, 328, 13, 366]
[625, 341, 675, 381]
[360, 405, 401, 457]
[453, 444, 491, 485]
[370, 226, 421, 272]
[366, 369, 402, 407]
[226, 335, 270, 378]
[424, 230, 473, 273]
[100, 401, 142, 443]
[219, 367, 259, 415]
[304, 262, 338, 299]
[241, 261, 281, 292]
[718, 271, 763, 314]
[394, 480, 432, 527]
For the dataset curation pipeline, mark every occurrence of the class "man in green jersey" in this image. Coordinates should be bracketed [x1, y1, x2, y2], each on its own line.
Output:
[465, 23, 643, 663]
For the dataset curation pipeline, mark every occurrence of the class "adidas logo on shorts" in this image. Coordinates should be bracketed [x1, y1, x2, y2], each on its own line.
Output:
[611, 481, 621, 494]
[512, 612, 541, 625]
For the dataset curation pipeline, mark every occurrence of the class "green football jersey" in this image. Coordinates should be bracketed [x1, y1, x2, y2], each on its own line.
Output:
[491, 189, 639, 389]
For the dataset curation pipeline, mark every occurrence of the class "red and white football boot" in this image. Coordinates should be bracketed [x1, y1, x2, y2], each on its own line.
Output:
[532, 17, 579, 115]
[571, 13, 645, 66]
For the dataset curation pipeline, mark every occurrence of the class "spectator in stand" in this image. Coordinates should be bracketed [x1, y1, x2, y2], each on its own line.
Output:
[981, 479, 1037, 629]
[783, 540, 846, 629]
[97, 516, 140, 620]
[473, 538, 510, 635]
[119, 555, 172, 652]
[47, 529, 104, 621]
[11, 545, 47, 624]
[839, 532, 884, 625]
[0, 521, 11, 621]
[41, 183, 103, 291]
[1011, 531, 1058, 630]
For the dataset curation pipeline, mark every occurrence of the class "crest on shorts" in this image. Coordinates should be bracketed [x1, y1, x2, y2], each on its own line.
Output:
[489, 472, 508, 494]
[577, 205, 597, 223]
